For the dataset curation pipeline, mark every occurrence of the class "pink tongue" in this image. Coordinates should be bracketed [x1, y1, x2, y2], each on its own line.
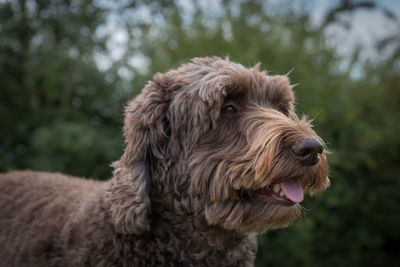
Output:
[280, 179, 304, 203]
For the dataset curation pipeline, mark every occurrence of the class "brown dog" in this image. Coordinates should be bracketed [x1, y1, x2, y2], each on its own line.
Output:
[0, 57, 329, 266]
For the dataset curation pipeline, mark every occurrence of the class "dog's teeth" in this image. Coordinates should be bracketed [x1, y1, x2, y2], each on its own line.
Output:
[280, 191, 285, 197]
[273, 184, 280, 193]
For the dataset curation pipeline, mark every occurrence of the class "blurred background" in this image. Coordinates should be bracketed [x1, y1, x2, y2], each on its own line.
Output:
[1, 0, 399, 265]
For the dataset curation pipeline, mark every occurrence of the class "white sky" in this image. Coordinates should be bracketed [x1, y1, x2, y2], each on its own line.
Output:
[97, 0, 400, 76]
[315, 0, 400, 61]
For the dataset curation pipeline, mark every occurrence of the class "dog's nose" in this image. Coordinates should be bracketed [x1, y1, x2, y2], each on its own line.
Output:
[291, 137, 323, 166]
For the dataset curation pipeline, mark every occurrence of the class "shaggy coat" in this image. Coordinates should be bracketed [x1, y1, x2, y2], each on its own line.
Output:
[0, 57, 329, 267]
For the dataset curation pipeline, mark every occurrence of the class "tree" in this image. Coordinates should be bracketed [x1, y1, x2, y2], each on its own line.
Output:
[0, 0, 124, 179]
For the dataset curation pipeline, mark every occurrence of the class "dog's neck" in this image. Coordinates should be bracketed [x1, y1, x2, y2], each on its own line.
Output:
[150, 174, 257, 252]
[152, 195, 247, 246]
[149, 194, 258, 265]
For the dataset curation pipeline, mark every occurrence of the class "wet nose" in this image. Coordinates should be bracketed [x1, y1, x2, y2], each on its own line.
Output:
[291, 137, 323, 166]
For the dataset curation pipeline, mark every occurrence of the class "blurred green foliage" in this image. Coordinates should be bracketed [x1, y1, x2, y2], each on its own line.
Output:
[0, 0, 399, 266]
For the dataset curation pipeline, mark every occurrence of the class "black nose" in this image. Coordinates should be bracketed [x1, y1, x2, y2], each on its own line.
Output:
[291, 137, 324, 166]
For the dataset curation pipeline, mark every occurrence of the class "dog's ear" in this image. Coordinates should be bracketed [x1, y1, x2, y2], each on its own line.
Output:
[109, 76, 170, 235]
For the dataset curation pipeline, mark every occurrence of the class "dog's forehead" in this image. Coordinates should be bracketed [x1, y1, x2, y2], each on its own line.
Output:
[189, 60, 294, 109]
[163, 58, 295, 114]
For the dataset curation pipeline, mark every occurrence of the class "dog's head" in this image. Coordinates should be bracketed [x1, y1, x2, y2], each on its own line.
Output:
[110, 57, 329, 234]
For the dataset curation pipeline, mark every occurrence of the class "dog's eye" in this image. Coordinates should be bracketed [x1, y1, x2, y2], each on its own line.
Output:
[223, 105, 237, 113]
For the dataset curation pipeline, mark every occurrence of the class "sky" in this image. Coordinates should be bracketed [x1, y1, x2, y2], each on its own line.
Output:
[311, 0, 400, 61]
[98, 0, 400, 75]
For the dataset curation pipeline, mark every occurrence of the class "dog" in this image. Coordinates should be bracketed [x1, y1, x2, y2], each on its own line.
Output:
[0, 57, 329, 266]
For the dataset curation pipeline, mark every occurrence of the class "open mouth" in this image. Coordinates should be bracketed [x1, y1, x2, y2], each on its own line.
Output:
[255, 178, 304, 206]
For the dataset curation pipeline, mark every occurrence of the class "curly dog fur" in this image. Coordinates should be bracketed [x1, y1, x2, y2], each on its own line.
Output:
[0, 57, 329, 266]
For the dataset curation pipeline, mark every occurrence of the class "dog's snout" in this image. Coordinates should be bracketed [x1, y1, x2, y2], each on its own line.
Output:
[291, 137, 323, 166]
